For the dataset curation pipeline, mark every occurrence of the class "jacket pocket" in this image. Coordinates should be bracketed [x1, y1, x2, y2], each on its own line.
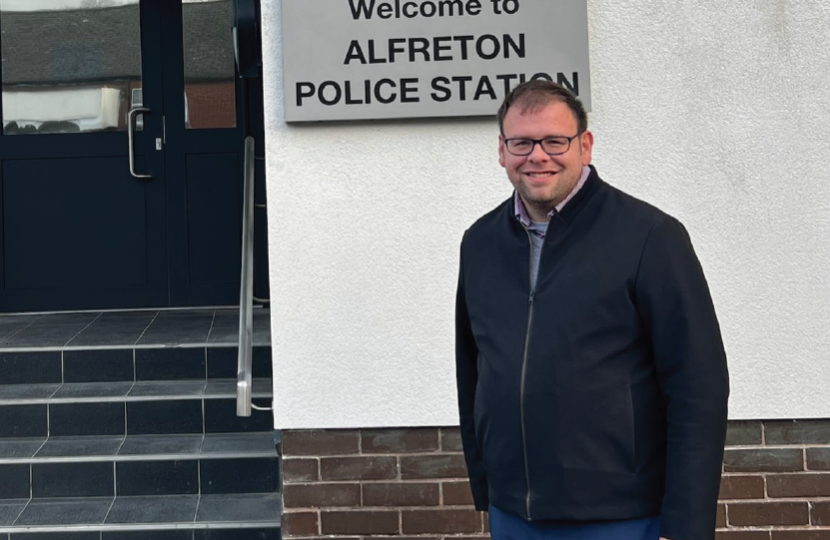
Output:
[555, 382, 636, 474]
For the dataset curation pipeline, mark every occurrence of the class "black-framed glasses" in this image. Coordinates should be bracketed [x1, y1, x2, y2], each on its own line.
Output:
[503, 133, 582, 156]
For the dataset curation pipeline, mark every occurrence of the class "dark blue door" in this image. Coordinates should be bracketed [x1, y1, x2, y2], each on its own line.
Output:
[159, 0, 266, 307]
[0, 0, 264, 312]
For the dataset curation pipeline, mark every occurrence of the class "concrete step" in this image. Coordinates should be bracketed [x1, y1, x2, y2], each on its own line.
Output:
[0, 309, 271, 350]
[0, 397, 273, 439]
[0, 310, 280, 540]
[0, 493, 281, 535]
[0, 378, 273, 405]
[0, 457, 278, 500]
[0, 432, 280, 464]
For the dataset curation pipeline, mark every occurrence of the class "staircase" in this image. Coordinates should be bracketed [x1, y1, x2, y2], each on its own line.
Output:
[0, 309, 280, 540]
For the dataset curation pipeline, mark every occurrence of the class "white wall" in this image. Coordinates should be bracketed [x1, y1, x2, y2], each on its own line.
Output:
[263, 0, 830, 429]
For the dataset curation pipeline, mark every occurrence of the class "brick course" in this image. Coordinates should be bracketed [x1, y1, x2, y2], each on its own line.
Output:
[321, 456, 398, 481]
[808, 448, 830, 470]
[281, 420, 830, 540]
[719, 475, 765, 499]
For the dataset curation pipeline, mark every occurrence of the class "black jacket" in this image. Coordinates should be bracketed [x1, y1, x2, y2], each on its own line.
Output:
[456, 167, 729, 540]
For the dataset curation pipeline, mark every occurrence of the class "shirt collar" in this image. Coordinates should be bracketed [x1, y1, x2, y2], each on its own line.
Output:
[514, 166, 591, 227]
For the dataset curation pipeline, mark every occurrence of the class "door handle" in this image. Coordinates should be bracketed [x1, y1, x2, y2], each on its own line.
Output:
[127, 107, 153, 179]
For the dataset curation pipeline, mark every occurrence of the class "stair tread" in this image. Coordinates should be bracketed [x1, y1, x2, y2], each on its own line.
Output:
[0, 310, 280, 538]
[0, 493, 281, 532]
[0, 379, 272, 405]
[0, 432, 278, 463]
[0, 308, 271, 352]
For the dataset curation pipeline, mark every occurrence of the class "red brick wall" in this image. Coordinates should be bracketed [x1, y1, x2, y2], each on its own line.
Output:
[185, 82, 236, 129]
[280, 420, 830, 540]
[719, 420, 830, 539]
[281, 428, 488, 540]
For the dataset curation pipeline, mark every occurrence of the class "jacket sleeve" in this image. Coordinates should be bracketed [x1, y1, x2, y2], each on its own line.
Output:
[634, 217, 729, 540]
[455, 241, 489, 511]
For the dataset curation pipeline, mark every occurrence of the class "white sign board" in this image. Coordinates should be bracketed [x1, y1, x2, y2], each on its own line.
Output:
[281, 0, 591, 122]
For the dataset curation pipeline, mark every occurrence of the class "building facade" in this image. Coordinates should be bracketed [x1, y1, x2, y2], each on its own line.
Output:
[0, 1, 828, 539]
[261, 1, 830, 539]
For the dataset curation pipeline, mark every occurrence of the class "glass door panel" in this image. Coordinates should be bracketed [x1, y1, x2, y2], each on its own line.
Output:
[182, 0, 236, 129]
[1, 0, 142, 135]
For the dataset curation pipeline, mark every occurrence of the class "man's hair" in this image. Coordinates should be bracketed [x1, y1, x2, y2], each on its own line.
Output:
[497, 80, 588, 135]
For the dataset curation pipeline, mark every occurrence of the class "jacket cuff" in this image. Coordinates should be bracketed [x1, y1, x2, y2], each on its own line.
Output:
[471, 481, 489, 512]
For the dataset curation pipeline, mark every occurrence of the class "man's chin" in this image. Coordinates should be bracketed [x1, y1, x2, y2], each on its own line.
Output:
[520, 190, 559, 208]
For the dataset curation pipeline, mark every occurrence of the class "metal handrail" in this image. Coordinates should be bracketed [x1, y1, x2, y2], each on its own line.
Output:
[236, 136, 256, 417]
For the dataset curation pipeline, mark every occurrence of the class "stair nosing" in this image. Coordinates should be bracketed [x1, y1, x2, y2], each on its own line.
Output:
[0, 392, 273, 406]
[0, 493, 282, 534]
[0, 379, 273, 406]
[0, 521, 281, 534]
[0, 450, 278, 464]
[0, 342, 271, 353]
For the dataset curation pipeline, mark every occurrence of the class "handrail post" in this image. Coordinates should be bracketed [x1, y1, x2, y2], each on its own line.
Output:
[237, 136, 256, 417]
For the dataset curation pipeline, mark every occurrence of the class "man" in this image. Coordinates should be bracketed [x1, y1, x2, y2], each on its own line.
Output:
[455, 80, 729, 540]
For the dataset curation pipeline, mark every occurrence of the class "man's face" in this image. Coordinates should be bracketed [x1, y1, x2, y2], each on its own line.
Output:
[498, 100, 593, 218]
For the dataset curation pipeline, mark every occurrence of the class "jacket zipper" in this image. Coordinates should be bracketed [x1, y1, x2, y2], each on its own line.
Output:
[520, 225, 536, 521]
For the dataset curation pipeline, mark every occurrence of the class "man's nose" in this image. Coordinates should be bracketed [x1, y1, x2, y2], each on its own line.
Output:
[528, 142, 550, 161]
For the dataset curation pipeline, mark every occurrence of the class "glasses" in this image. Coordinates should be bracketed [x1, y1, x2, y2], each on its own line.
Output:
[503, 133, 582, 156]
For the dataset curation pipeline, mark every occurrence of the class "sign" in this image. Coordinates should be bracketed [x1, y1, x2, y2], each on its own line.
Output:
[281, 0, 591, 122]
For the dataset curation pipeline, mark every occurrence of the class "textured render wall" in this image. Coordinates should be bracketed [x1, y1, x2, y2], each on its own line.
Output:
[262, 0, 830, 429]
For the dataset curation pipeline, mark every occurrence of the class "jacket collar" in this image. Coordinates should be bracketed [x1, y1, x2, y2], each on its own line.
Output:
[556, 164, 602, 225]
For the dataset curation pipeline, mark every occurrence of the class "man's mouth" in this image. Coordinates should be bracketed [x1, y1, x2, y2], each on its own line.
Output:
[525, 172, 557, 178]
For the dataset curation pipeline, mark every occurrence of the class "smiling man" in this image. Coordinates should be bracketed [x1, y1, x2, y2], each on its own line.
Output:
[455, 81, 730, 540]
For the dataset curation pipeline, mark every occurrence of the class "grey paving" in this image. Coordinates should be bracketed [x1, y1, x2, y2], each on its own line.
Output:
[207, 310, 270, 346]
[33, 314, 100, 325]
[128, 381, 206, 398]
[0, 309, 270, 349]
[97, 311, 159, 322]
[0, 500, 28, 526]
[200, 433, 277, 456]
[203, 379, 270, 399]
[51, 383, 134, 400]
[137, 313, 215, 347]
[204, 327, 238, 345]
[253, 313, 271, 334]
[0, 315, 42, 326]
[118, 435, 203, 456]
[67, 317, 155, 347]
[15, 498, 112, 526]
[0, 385, 60, 401]
[36, 436, 125, 458]
[251, 379, 272, 396]
[1, 325, 89, 348]
[207, 329, 271, 347]
[203, 380, 235, 397]
[195, 494, 280, 523]
[0, 308, 277, 536]
[0, 317, 40, 342]
[0, 438, 45, 460]
[106, 495, 199, 524]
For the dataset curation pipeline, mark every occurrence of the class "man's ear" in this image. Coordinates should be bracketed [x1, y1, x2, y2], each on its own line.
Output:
[580, 130, 594, 166]
[498, 135, 506, 168]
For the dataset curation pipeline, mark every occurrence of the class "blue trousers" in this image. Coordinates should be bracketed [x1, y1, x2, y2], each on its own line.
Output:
[488, 505, 661, 540]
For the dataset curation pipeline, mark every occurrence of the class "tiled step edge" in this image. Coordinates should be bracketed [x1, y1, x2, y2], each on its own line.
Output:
[0, 493, 281, 533]
[0, 522, 281, 534]
[0, 432, 279, 464]
[0, 379, 273, 406]
[0, 342, 272, 353]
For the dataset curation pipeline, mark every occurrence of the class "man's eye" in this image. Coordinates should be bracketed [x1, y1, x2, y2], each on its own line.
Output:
[544, 138, 566, 147]
[511, 140, 531, 148]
